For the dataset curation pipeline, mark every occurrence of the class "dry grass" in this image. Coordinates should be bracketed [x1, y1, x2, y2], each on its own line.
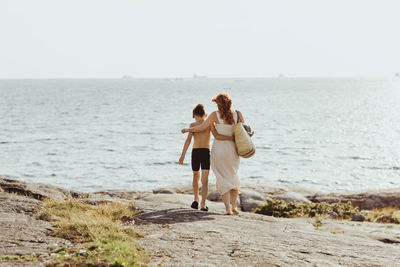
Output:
[364, 207, 400, 223]
[0, 255, 38, 263]
[37, 199, 148, 267]
[254, 199, 359, 219]
[255, 199, 400, 225]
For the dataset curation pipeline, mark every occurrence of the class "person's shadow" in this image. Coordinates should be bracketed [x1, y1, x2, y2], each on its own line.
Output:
[134, 208, 219, 225]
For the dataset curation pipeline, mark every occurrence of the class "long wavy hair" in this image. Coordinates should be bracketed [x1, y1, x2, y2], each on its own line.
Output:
[212, 93, 234, 124]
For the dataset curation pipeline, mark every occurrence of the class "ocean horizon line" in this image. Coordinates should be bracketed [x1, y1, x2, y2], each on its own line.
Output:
[0, 75, 397, 80]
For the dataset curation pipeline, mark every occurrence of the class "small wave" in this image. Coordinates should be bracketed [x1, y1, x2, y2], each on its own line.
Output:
[257, 146, 272, 150]
[350, 174, 361, 180]
[134, 131, 154, 135]
[73, 140, 86, 144]
[362, 166, 400, 170]
[143, 179, 159, 183]
[248, 175, 263, 179]
[126, 179, 145, 183]
[0, 141, 9, 144]
[298, 159, 312, 162]
[298, 179, 319, 185]
[104, 165, 127, 170]
[350, 156, 371, 160]
[151, 161, 179, 166]
[36, 138, 54, 142]
[280, 147, 295, 150]
[276, 151, 290, 156]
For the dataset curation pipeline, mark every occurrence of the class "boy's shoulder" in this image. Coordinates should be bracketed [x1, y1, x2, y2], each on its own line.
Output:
[190, 121, 204, 127]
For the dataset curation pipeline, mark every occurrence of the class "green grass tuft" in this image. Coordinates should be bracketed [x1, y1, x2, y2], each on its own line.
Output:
[254, 199, 359, 219]
[37, 199, 148, 267]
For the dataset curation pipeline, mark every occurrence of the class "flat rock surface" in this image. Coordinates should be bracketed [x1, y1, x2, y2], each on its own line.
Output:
[0, 192, 70, 266]
[134, 194, 400, 267]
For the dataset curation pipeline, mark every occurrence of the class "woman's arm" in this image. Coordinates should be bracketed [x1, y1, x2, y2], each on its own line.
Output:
[210, 124, 234, 141]
[181, 112, 218, 133]
[178, 132, 193, 164]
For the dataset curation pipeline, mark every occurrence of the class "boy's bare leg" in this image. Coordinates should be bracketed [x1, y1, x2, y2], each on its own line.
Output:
[192, 171, 200, 202]
[229, 189, 239, 215]
[200, 170, 209, 208]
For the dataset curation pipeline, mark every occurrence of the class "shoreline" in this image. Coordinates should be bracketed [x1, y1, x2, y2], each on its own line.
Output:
[2, 177, 400, 211]
[2, 174, 400, 198]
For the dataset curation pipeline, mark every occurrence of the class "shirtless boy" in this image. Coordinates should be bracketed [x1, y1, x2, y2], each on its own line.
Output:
[178, 104, 233, 211]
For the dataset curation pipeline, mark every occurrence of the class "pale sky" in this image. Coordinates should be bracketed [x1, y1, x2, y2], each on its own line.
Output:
[1, 0, 399, 78]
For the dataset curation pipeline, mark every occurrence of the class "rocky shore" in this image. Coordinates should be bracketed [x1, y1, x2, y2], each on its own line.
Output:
[1, 177, 400, 266]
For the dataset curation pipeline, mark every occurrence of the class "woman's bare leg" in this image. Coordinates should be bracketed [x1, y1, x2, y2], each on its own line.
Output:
[229, 189, 239, 215]
[200, 170, 209, 209]
[192, 171, 200, 202]
[221, 192, 231, 214]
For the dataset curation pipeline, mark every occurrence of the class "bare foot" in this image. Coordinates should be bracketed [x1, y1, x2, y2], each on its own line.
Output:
[224, 212, 232, 215]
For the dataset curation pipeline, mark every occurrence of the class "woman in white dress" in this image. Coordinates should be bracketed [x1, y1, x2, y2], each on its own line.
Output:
[181, 93, 244, 215]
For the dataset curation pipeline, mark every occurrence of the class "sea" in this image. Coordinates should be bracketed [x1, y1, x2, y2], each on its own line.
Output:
[0, 78, 399, 193]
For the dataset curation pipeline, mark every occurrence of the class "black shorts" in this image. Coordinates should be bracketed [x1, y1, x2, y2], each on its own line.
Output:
[191, 148, 210, 171]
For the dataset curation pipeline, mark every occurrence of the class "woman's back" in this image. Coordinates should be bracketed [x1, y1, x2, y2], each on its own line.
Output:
[214, 111, 237, 137]
[211, 110, 240, 196]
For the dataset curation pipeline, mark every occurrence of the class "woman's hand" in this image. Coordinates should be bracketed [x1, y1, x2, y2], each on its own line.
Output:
[181, 128, 189, 134]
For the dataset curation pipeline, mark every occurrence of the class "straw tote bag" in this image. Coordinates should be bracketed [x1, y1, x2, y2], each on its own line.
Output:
[233, 111, 255, 158]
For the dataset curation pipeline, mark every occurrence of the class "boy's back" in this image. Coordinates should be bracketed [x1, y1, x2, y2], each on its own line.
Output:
[190, 121, 210, 149]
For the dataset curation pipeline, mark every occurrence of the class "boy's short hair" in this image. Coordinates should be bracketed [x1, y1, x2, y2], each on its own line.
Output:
[193, 104, 205, 117]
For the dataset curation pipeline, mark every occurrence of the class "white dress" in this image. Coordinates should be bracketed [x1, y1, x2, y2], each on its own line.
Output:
[211, 111, 240, 195]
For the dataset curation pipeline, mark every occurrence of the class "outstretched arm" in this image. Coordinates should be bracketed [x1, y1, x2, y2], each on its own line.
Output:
[210, 124, 234, 141]
[181, 112, 218, 133]
[178, 132, 193, 164]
